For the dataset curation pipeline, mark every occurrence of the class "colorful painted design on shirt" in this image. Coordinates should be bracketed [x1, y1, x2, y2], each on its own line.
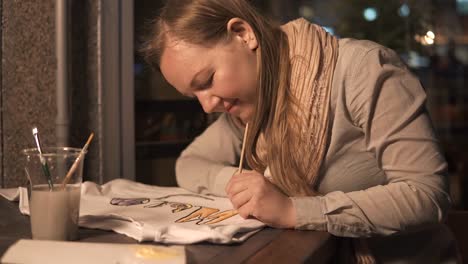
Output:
[109, 194, 238, 225]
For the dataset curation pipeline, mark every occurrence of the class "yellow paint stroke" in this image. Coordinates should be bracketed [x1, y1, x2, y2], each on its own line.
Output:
[175, 207, 219, 224]
[201, 209, 238, 224]
[175, 207, 238, 225]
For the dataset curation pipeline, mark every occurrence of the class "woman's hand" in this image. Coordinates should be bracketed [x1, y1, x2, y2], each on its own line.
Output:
[225, 170, 296, 228]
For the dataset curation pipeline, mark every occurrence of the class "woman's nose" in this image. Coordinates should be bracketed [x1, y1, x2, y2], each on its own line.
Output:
[196, 91, 221, 113]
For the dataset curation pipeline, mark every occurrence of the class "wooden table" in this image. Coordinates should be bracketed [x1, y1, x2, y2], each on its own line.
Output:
[0, 198, 336, 263]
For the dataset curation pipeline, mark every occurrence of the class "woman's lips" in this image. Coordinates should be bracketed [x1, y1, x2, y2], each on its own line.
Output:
[226, 99, 238, 113]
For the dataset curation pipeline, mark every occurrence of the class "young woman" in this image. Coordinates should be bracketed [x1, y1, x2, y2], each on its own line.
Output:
[143, 0, 457, 262]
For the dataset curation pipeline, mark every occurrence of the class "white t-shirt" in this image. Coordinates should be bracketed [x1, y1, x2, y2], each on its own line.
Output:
[1, 179, 265, 244]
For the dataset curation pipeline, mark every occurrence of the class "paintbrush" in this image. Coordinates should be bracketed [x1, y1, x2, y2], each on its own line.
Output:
[61, 133, 94, 189]
[238, 123, 249, 174]
[32, 127, 54, 190]
[232, 123, 249, 215]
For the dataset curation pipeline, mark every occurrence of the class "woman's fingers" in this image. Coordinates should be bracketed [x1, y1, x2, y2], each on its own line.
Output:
[236, 200, 254, 219]
[230, 188, 252, 209]
[226, 182, 249, 198]
[225, 170, 273, 220]
[225, 172, 257, 195]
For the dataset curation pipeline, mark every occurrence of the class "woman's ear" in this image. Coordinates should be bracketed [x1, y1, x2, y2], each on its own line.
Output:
[227, 18, 258, 51]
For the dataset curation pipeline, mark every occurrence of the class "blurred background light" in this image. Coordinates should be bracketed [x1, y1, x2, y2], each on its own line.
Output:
[323, 26, 335, 35]
[398, 4, 410, 17]
[414, 30, 435, 46]
[363, 7, 378, 21]
[426, 30, 435, 40]
[456, 0, 468, 15]
[299, 5, 314, 19]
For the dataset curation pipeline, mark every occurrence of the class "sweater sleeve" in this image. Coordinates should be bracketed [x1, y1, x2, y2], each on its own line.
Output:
[175, 113, 243, 197]
[291, 45, 451, 237]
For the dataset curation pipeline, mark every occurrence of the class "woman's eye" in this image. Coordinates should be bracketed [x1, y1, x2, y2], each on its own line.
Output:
[201, 73, 214, 88]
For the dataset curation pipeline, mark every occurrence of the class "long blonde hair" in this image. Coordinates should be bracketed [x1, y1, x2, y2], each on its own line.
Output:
[142, 0, 313, 196]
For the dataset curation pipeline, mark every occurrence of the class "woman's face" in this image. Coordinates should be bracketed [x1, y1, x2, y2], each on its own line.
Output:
[160, 20, 258, 123]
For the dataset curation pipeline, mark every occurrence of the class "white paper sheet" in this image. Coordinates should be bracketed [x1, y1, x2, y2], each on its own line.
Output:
[1, 239, 185, 264]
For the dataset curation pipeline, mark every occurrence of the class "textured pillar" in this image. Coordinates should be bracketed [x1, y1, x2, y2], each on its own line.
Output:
[2, 0, 57, 187]
[1, 0, 103, 187]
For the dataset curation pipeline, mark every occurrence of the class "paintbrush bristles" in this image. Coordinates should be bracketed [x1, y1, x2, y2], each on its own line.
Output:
[238, 123, 249, 174]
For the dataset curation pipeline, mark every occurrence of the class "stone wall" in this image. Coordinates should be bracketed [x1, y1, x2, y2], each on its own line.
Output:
[1, 0, 103, 187]
[2, 0, 57, 187]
